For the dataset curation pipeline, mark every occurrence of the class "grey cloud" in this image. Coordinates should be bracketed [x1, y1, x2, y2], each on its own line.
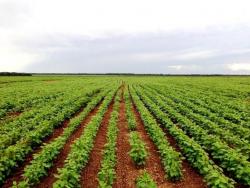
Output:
[18, 26, 250, 74]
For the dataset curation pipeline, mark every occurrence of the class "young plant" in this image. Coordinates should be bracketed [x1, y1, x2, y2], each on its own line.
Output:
[136, 171, 157, 188]
[97, 90, 121, 188]
[129, 131, 148, 166]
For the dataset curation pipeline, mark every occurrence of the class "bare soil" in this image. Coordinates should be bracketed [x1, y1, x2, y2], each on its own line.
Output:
[130, 98, 206, 188]
[80, 99, 115, 187]
[36, 102, 103, 188]
[2, 110, 78, 188]
[114, 86, 167, 188]
[159, 130, 207, 188]
[113, 89, 139, 188]
[7, 111, 22, 117]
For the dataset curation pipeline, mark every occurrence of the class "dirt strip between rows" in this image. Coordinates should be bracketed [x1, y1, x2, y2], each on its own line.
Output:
[113, 88, 138, 188]
[161, 130, 207, 188]
[36, 101, 104, 188]
[130, 94, 206, 188]
[130, 102, 167, 187]
[80, 99, 115, 187]
[0, 111, 23, 126]
[2, 106, 86, 188]
[113, 85, 167, 188]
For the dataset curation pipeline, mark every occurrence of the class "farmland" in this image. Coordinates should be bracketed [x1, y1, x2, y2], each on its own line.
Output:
[0, 75, 250, 188]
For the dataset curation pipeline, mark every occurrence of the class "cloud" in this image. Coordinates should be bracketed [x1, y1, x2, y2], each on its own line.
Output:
[227, 63, 250, 71]
[167, 64, 201, 73]
[1, 0, 250, 74]
[168, 65, 183, 70]
[14, 29, 250, 74]
[130, 49, 219, 63]
[172, 50, 219, 60]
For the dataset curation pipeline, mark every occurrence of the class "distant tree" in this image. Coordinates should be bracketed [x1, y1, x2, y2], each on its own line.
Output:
[0, 72, 32, 76]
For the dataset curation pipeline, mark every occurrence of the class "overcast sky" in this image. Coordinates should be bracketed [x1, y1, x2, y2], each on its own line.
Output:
[1, 0, 250, 74]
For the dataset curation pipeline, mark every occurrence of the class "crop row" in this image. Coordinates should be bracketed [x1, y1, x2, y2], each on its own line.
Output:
[157, 84, 249, 126]
[123, 86, 155, 186]
[143, 85, 250, 156]
[124, 89, 137, 131]
[0, 88, 100, 150]
[13, 89, 111, 187]
[128, 131, 148, 166]
[0, 92, 64, 120]
[135, 86, 250, 186]
[135, 171, 157, 188]
[52, 87, 118, 187]
[132, 86, 235, 188]
[0, 83, 63, 120]
[97, 89, 121, 187]
[0, 88, 102, 185]
[130, 87, 183, 181]
[0, 91, 69, 133]
[171, 84, 249, 129]
[124, 88, 148, 167]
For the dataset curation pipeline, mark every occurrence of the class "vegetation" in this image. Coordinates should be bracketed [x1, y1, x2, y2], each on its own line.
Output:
[135, 171, 157, 188]
[0, 75, 249, 187]
[97, 89, 121, 187]
[129, 131, 148, 166]
[14, 89, 110, 187]
[52, 88, 118, 187]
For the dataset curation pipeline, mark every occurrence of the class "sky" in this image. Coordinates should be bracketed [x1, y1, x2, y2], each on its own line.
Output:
[1, 0, 250, 74]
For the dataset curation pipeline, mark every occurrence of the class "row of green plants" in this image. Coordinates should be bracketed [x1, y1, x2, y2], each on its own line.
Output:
[0, 77, 94, 122]
[124, 87, 155, 186]
[0, 88, 102, 185]
[124, 89, 137, 131]
[0, 88, 101, 150]
[0, 78, 105, 131]
[159, 84, 249, 127]
[163, 84, 250, 131]
[188, 90, 247, 125]
[52, 87, 118, 188]
[124, 88, 148, 166]
[143, 86, 250, 157]
[136, 86, 250, 186]
[133, 86, 235, 188]
[135, 171, 157, 188]
[166, 88, 250, 139]
[0, 92, 63, 120]
[165, 79, 248, 113]
[0, 91, 67, 133]
[147, 84, 250, 132]
[97, 89, 121, 187]
[0, 82, 63, 120]
[128, 131, 148, 166]
[150, 81, 248, 126]
[130, 87, 183, 181]
[12, 89, 110, 187]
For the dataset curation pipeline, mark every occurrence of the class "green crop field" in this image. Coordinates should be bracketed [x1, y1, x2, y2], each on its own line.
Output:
[0, 75, 250, 188]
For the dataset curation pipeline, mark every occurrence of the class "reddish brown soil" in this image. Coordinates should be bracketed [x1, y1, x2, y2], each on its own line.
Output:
[236, 183, 249, 188]
[80, 99, 115, 187]
[0, 111, 23, 124]
[160, 130, 207, 188]
[113, 86, 167, 187]
[113, 89, 139, 188]
[130, 102, 168, 187]
[44, 80, 57, 83]
[2, 116, 73, 188]
[36, 102, 103, 188]
[131, 97, 206, 188]
[7, 111, 22, 117]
